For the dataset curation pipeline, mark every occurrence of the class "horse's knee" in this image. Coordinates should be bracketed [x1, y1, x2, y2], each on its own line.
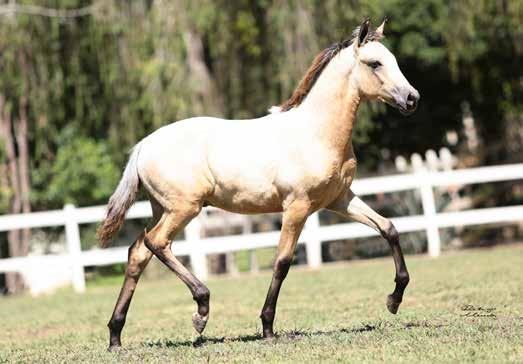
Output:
[274, 256, 292, 280]
[382, 220, 399, 244]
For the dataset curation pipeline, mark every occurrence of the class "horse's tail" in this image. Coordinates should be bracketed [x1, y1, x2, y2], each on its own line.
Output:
[97, 142, 143, 248]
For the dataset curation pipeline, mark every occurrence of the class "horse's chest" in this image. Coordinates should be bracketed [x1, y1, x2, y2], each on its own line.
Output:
[338, 157, 357, 186]
[329, 157, 357, 192]
[301, 156, 357, 206]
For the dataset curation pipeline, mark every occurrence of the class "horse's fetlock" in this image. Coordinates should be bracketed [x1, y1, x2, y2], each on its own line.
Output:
[260, 308, 275, 323]
[108, 314, 125, 332]
[193, 286, 210, 304]
[396, 272, 410, 287]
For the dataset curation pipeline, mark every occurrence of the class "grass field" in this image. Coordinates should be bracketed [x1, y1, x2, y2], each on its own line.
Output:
[1, 244, 522, 363]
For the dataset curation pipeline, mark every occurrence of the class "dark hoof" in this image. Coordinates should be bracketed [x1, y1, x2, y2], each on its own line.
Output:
[386, 294, 401, 314]
[263, 333, 276, 340]
[192, 312, 209, 334]
[108, 344, 122, 352]
[262, 327, 276, 339]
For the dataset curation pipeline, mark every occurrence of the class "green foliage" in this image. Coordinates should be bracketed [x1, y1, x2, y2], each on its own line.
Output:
[0, 0, 520, 211]
[32, 128, 119, 207]
[48, 137, 119, 206]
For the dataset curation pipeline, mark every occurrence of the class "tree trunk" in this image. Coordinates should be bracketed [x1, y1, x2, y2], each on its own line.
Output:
[0, 95, 23, 293]
[0, 83, 31, 294]
[16, 51, 31, 258]
[183, 29, 224, 116]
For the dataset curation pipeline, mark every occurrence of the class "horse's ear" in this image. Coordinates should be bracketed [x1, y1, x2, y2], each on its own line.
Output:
[375, 17, 388, 37]
[357, 18, 371, 48]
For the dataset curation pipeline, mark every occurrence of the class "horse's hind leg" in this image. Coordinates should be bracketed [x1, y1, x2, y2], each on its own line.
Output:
[143, 203, 211, 335]
[107, 199, 162, 350]
[327, 189, 410, 314]
[107, 233, 153, 349]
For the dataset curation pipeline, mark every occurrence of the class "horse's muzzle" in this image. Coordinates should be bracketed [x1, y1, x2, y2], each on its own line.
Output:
[400, 89, 420, 115]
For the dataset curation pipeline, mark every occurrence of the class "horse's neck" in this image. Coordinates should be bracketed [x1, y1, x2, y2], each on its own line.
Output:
[298, 48, 360, 158]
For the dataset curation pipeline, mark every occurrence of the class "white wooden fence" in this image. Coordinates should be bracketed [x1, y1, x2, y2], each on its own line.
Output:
[0, 163, 522, 294]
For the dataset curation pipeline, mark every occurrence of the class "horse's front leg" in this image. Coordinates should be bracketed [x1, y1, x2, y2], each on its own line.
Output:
[326, 189, 410, 314]
[260, 202, 309, 338]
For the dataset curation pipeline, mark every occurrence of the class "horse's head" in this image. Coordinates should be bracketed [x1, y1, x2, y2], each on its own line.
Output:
[352, 18, 420, 115]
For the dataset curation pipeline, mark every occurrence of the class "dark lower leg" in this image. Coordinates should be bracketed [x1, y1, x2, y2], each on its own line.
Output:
[108, 277, 138, 348]
[107, 236, 152, 348]
[382, 224, 410, 314]
[259, 207, 307, 338]
[145, 238, 210, 333]
[327, 193, 410, 314]
[260, 257, 291, 338]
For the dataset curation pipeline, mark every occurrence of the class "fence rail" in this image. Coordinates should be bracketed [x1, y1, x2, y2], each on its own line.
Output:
[0, 163, 522, 295]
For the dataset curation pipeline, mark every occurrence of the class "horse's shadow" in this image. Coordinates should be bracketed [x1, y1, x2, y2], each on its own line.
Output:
[143, 323, 378, 349]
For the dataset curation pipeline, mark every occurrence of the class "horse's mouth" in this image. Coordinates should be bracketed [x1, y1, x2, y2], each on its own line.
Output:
[398, 106, 413, 116]
[379, 96, 415, 116]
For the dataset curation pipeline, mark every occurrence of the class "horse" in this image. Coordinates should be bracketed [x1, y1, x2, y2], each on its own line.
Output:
[98, 18, 420, 349]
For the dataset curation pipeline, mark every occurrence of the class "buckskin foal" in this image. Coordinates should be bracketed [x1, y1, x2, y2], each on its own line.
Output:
[98, 18, 420, 349]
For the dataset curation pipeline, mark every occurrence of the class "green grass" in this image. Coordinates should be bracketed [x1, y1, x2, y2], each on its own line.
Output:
[1, 245, 522, 363]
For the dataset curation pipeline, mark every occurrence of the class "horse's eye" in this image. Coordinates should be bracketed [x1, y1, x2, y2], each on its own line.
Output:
[368, 61, 382, 69]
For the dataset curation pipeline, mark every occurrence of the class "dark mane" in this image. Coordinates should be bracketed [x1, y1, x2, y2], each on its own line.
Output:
[279, 28, 383, 112]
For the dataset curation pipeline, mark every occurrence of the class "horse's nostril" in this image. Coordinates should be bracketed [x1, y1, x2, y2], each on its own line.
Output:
[406, 93, 417, 110]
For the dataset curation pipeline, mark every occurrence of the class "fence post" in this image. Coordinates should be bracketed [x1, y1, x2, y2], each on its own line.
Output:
[243, 218, 259, 273]
[64, 204, 86, 293]
[185, 217, 208, 281]
[419, 172, 441, 257]
[305, 212, 322, 268]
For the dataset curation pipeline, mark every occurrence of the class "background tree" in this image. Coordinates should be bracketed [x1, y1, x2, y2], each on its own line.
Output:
[0, 0, 520, 293]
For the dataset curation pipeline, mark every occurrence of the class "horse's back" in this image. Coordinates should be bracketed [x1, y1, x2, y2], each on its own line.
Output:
[135, 114, 291, 211]
[135, 116, 274, 207]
